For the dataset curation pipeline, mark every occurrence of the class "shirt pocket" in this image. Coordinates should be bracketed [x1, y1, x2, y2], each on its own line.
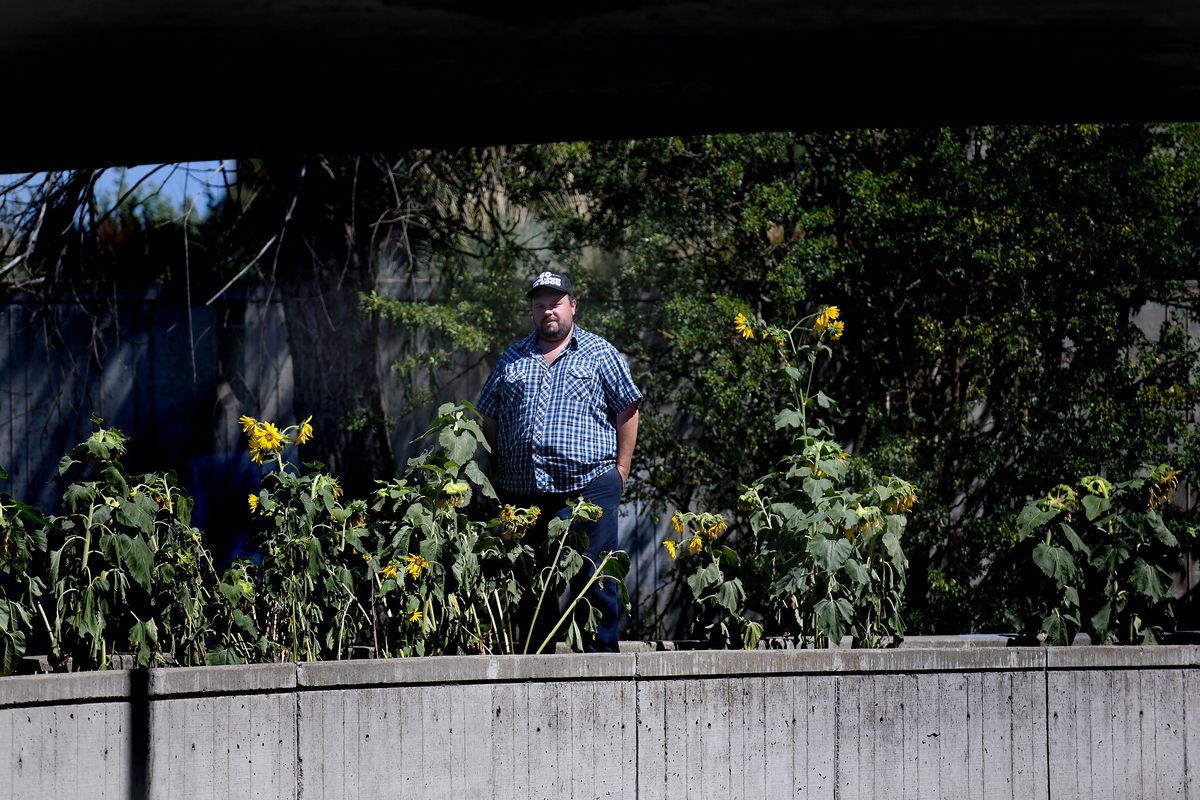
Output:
[562, 363, 596, 406]
[500, 363, 529, 406]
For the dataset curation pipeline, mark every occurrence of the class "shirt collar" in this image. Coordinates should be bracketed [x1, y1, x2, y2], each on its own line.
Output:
[522, 325, 583, 355]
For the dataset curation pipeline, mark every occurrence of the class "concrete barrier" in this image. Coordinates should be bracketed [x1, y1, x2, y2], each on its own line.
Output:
[2, 646, 1198, 799]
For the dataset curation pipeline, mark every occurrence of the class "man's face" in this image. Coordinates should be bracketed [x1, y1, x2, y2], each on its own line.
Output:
[530, 289, 576, 342]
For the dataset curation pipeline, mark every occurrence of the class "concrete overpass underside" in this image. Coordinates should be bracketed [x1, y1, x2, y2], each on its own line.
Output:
[4, 1, 1200, 171]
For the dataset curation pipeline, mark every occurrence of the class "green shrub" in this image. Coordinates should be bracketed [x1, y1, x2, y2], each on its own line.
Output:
[1015, 465, 1196, 644]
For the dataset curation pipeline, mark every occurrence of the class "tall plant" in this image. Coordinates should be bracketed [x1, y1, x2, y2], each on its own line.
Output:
[237, 413, 377, 661]
[664, 307, 917, 648]
[233, 403, 631, 660]
[0, 469, 48, 674]
[1015, 465, 1195, 644]
[42, 419, 223, 668]
[369, 403, 630, 656]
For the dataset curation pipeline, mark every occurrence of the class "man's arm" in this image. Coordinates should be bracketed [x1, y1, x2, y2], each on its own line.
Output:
[614, 402, 639, 486]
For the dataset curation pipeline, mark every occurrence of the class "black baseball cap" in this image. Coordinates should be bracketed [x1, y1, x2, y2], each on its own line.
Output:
[525, 271, 574, 298]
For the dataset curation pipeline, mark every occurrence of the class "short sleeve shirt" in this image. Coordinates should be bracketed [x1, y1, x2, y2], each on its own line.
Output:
[476, 326, 642, 495]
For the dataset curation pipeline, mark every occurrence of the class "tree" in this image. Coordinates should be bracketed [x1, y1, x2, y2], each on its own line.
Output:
[207, 156, 397, 498]
[5, 128, 1198, 636]
[509, 125, 1200, 633]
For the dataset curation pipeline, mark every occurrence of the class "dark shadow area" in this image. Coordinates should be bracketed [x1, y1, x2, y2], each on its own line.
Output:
[6, 2, 1200, 170]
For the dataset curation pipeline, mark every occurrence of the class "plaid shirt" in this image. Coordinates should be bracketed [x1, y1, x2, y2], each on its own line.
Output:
[476, 326, 642, 495]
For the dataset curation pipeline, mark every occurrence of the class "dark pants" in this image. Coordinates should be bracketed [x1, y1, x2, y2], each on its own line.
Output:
[501, 467, 625, 653]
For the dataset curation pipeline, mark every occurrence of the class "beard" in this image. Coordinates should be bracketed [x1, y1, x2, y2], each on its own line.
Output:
[537, 318, 573, 343]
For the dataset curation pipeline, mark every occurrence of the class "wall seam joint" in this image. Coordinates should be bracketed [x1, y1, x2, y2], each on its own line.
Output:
[1043, 648, 1052, 800]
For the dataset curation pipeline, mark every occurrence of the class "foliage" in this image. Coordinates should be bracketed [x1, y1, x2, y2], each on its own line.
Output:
[0, 404, 636, 673]
[730, 307, 912, 647]
[659, 508, 762, 649]
[222, 412, 375, 662]
[41, 419, 224, 669]
[0, 467, 48, 674]
[660, 306, 915, 649]
[0, 166, 210, 294]
[1014, 465, 1196, 644]
[5, 127, 1200, 640]
[223, 403, 630, 661]
[368, 403, 629, 656]
[509, 127, 1200, 636]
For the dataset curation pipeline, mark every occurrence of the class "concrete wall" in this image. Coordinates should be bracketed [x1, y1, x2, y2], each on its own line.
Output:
[2, 647, 1199, 800]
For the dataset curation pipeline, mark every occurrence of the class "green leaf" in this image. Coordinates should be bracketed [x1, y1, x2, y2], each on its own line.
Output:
[1033, 542, 1076, 584]
[232, 609, 258, 637]
[306, 535, 326, 577]
[814, 598, 844, 644]
[86, 437, 111, 462]
[808, 535, 851, 572]
[16, 502, 50, 531]
[602, 550, 632, 582]
[545, 516, 571, 541]
[773, 408, 802, 430]
[835, 597, 854, 624]
[884, 513, 907, 538]
[881, 531, 907, 568]
[1043, 610, 1071, 646]
[803, 477, 833, 503]
[439, 428, 477, 470]
[219, 580, 247, 606]
[772, 567, 809, 596]
[1096, 540, 1131, 574]
[175, 493, 193, 526]
[404, 502, 435, 534]
[1129, 558, 1165, 601]
[333, 566, 354, 593]
[464, 460, 497, 501]
[1058, 523, 1090, 556]
[128, 620, 157, 667]
[742, 621, 764, 651]
[1090, 602, 1112, 643]
[1081, 495, 1111, 521]
[1145, 510, 1178, 548]
[80, 587, 104, 639]
[205, 647, 246, 666]
[321, 487, 338, 516]
[687, 563, 719, 598]
[343, 528, 366, 553]
[843, 558, 869, 588]
[102, 465, 128, 498]
[1064, 586, 1080, 608]
[1016, 503, 1057, 539]
[1, 631, 25, 676]
[105, 534, 154, 593]
[769, 502, 804, 530]
[559, 549, 584, 582]
[63, 483, 97, 512]
[117, 499, 156, 536]
[715, 579, 745, 612]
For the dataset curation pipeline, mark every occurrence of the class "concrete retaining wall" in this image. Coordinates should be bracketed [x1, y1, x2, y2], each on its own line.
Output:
[2, 647, 1198, 800]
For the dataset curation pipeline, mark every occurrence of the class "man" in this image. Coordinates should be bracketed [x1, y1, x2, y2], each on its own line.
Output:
[476, 270, 641, 652]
